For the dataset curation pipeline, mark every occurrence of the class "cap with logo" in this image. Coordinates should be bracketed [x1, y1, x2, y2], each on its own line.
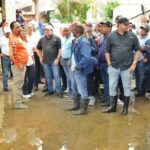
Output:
[140, 25, 150, 32]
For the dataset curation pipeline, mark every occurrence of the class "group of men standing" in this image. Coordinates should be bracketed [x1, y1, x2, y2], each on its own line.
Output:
[0, 15, 150, 117]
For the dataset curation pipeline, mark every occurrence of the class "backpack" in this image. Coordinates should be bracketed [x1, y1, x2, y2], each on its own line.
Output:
[10, 42, 28, 68]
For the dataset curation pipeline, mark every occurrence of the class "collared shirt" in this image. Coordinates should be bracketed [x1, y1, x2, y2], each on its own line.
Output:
[105, 30, 140, 70]
[138, 35, 150, 61]
[61, 34, 73, 59]
[0, 35, 9, 56]
[28, 32, 41, 49]
[99, 34, 107, 62]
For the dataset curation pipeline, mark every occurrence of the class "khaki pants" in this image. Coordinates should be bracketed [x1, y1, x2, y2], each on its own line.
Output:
[12, 65, 25, 104]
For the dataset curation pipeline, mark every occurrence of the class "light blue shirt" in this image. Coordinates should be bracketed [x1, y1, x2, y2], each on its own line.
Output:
[61, 34, 73, 59]
[138, 35, 150, 61]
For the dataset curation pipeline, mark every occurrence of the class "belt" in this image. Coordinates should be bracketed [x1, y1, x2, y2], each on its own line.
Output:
[3, 54, 9, 58]
[62, 58, 70, 61]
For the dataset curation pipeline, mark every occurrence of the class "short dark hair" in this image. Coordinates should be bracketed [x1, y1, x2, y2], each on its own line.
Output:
[0, 19, 6, 27]
[10, 21, 17, 30]
[75, 24, 85, 35]
[115, 15, 122, 23]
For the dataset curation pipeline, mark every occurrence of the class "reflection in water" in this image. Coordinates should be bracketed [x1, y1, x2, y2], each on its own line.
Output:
[0, 97, 5, 129]
[3, 128, 17, 143]
[1, 82, 150, 150]
[146, 130, 150, 149]
[129, 143, 135, 150]
[129, 92, 139, 114]
[28, 128, 43, 150]
[59, 145, 68, 150]
[128, 143, 135, 150]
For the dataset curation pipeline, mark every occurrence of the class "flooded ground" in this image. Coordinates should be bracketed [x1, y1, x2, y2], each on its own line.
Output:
[0, 81, 150, 150]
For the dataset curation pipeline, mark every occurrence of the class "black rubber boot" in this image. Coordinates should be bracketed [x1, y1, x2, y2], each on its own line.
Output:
[73, 99, 89, 115]
[101, 96, 110, 107]
[102, 96, 118, 113]
[122, 96, 130, 116]
[68, 95, 80, 111]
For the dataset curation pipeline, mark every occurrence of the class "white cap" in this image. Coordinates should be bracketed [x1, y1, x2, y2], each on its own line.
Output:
[3, 26, 11, 33]
[44, 24, 53, 30]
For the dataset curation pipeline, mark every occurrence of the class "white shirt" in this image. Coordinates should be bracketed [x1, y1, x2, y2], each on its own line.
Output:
[0, 35, 10, 56]
[23, 41, 34, 66]
[28, 32, 41, 49]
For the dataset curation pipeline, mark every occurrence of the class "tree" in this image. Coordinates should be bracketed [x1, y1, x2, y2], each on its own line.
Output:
[104, 0, 119, 20]
[51, 0, 91, 23]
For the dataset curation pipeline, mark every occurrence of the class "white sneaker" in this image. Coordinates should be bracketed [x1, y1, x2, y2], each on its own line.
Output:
[22, 94, 31, 99]
[146, 93, 150, 98]
[88, 96, 96, 106]
[117, 98, 124, 105]
[30, 92, 35, 97]
[67, 99, 74, 102]
[64, 88, 69, 93]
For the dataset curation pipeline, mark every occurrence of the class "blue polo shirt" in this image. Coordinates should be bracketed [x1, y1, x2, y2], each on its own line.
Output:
[61, 34, 73, 59]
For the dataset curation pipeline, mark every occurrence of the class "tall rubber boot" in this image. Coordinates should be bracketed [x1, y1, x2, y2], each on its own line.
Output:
[68, 95, 80, 111]
[122, 96, 130, 116]
[101, 96, 110, 107]
[73, 99, 89, 115]
[102, 96, 118, 113]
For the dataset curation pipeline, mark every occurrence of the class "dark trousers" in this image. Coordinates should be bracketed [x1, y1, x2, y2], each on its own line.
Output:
[99, 63, 109, 96]
[118, 76, 124, 100]
[135, 60, 145, 92]
[94, 68, 100, 95]
[22, 65, 35, 95]
[87, 72, 96, 96]
[34, 53, 45, 87]
[142, 66, 150, 93]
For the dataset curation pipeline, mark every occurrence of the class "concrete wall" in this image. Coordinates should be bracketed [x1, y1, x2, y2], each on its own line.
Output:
[2, 0, 16, 23]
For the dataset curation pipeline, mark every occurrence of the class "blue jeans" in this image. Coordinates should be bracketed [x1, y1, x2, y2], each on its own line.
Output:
[2, 56, 11, 90]
[61, 59, 72, 93]
[108, 66, 132, 97]
[44, 63, 62, 93]
[74, 70, 88, 101]
[100, 63, 109, 96]
[71, 71, 78, 98]
[135, 60, 145, 92]
[142, 65, 150, 92]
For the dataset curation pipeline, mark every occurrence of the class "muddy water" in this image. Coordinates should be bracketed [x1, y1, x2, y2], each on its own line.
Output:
[0, 89, 150, 150]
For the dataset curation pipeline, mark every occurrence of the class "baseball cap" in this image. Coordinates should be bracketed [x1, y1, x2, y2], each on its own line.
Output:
[44, 24, 53, 30]
[16, 9, 22, 13]
[140, 25, 150, 32]
[3, 26, 11, 33]
[117, 17, 130, 25]
[103, 21, 113, 28]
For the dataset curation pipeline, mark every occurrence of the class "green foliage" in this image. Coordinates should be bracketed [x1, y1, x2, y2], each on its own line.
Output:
[104, 0, 119, 20]
[51, 0, 90, 23]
